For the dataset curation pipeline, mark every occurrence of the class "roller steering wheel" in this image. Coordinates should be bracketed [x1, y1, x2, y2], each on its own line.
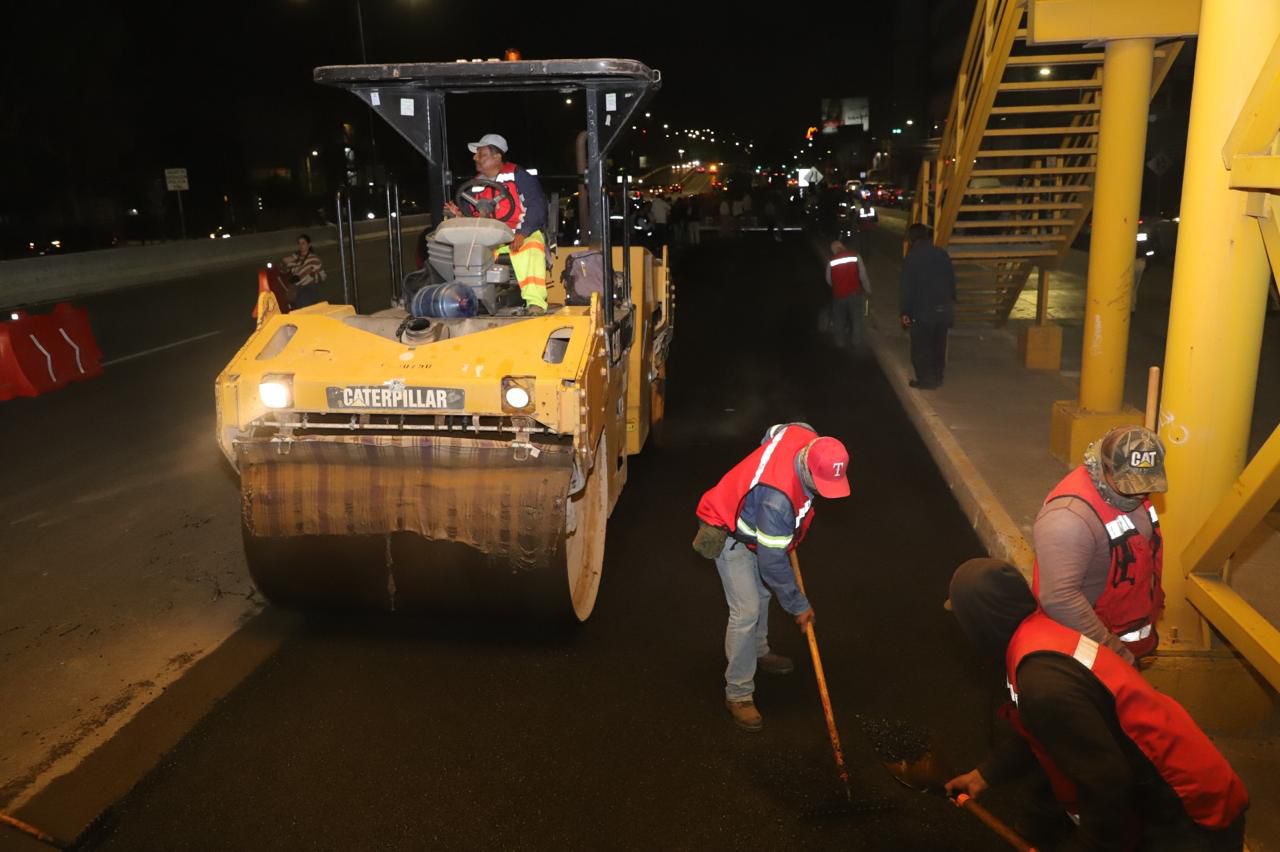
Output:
[455, 177, 517, 221]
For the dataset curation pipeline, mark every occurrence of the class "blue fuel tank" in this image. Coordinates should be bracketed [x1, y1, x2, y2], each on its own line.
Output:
[409, 283, 478, 319]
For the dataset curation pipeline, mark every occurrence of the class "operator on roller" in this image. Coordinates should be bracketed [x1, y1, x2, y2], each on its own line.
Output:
[692, 423, 851, 731]
[445, 133, 549, 314]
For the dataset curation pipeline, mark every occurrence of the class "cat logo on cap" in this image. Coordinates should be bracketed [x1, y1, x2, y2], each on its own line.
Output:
[1130, 450, 1158, 469]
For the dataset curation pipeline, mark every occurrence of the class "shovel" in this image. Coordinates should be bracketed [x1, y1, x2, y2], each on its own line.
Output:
[883, 748, 1038, 852]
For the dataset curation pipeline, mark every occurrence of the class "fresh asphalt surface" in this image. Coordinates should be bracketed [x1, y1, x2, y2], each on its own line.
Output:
[19, 231, 1028, 850]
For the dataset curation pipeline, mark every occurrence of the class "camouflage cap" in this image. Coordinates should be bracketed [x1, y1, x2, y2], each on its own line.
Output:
[1100, 425, 1167, 495]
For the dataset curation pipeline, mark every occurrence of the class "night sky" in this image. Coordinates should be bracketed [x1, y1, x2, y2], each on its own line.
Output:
[0, 0, 959, 249]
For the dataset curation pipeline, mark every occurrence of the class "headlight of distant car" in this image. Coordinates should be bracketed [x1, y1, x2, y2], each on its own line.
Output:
[259, 374, 293, 409]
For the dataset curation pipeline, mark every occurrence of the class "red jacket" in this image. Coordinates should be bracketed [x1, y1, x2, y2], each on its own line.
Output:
[696, 424, 816, 552]
[1005, 612, 1248, 833]
[828, 252, 863, 298]
[1033, 466, 1163, 657]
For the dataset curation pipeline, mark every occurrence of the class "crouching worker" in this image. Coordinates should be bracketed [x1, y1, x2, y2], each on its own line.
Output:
[692, 423, 851, 731]
[945, 558, 1248, 851]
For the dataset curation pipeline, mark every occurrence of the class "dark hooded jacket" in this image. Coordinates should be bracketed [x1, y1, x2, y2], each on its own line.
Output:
[948, 559, 1244, 852]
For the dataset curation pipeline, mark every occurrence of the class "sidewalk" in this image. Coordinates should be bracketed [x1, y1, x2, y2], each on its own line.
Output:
[859, 209, 1280, 851]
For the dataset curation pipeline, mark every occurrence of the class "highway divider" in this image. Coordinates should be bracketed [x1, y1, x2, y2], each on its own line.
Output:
[0, 215, 431, 309]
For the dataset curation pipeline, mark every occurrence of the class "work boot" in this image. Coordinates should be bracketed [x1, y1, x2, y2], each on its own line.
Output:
[757, 653, 795, 675]
[525, 304, 547, 316]
[726, 698, 763, 731]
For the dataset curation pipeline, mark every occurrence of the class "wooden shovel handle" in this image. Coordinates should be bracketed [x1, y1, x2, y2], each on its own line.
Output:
[953, 794, 1038, 852]
[788, 550, 852, 798]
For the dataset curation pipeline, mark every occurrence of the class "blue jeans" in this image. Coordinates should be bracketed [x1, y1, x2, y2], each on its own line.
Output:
[715, 538, 772, 701]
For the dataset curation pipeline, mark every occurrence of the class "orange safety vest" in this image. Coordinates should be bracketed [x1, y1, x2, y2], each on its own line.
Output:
[696, 424, 817, 552]
[1004, 612, 1248, 836]
[470, 162, 527, 231]
[1033, 466, 1163, 657]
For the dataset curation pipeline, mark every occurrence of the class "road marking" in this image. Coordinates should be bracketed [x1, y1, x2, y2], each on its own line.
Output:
[102, 330, 224, 367]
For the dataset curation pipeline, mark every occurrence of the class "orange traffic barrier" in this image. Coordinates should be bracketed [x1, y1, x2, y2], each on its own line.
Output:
[0, 302, 103, 401]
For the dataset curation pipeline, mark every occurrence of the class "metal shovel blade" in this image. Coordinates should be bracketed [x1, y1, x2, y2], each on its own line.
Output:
[884, 749, 949, 794]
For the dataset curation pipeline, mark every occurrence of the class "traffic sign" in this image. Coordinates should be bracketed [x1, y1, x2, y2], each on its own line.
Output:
[164, 168, 189, 192]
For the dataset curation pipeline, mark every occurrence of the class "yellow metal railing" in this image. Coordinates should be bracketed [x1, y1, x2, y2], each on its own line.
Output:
[1179, 32, 1280, 692]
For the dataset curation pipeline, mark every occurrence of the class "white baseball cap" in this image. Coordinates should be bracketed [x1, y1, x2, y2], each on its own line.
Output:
[467, 133, 508, 154]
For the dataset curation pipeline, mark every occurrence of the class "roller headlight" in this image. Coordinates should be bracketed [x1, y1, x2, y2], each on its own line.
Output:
[501, 376, 535, 413]
[259, 374, 293, 409]
[504, 386, 531, 409]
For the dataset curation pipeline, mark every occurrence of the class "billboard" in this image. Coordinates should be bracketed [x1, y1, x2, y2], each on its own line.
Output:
[821, 97, 870, 134]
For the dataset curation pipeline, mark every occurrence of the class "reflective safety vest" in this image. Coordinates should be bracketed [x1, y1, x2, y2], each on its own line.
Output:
[695, 424, 817, 552]
[471, 162, 527, 231]
[1033, 466, 1163, 657]
[829, 251, 863, 299]
[1004, 612, 1248, 833]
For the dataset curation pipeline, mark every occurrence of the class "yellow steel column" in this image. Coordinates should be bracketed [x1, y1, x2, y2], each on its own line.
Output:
[1078, 38, 1154, 412]
[1158, 0, 1280, 649]
[1050, 39, 1152, 462]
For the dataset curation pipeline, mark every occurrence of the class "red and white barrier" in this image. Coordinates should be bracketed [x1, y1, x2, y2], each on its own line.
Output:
[0, 303, 104, 401]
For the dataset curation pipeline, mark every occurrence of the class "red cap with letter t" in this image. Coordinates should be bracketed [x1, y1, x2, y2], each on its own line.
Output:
[804, 437, 851, 498]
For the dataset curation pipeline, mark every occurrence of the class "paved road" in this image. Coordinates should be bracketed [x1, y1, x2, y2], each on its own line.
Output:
[38, 234, 1026, 851]
[0, 237, 397, 812]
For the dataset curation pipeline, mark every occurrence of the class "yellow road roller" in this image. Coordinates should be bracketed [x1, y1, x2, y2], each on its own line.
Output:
[214, 59, 672, 619]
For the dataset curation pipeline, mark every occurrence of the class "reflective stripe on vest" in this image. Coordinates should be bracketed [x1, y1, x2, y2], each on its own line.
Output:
[732, 426, 811, 546]
[751, 427, 813, 528]
[829, 256, 858, 268]
[1119, 624, 1153, 643]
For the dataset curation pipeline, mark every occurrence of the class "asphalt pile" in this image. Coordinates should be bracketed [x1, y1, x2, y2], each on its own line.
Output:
[856, 715, 933, 765]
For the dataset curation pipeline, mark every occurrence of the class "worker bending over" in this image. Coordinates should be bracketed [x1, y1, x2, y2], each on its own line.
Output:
[693, 423, 851, 731]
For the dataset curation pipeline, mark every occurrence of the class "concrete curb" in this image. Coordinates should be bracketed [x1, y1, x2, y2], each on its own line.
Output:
[868, 327, 1036, 579]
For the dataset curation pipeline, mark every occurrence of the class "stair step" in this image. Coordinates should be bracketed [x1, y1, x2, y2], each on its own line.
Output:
[950, 234, 1069, 244]
[965, 185, 1092, 195]
[947, 248, 1061, 259]
[991, 103, 1102, 115]
[971, 166, 1095, 177]
[985, 125, 1099, 136]
[959, 202, 1086, 211]
[997, 79, 1102, 92]
[1006, 52, 1105, 66]
[976, 147, 1098, 157]
[953, 217, 1076, 228]
[1005, 48, 1169, 66]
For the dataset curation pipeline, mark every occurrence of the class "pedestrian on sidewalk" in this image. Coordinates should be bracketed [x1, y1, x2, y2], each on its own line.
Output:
[826, 240, 872, 350]
[1032, 425, 1168, 666]
[899, 223, 955, 389]
[692, 423, 852, 731]
[944, 559, 1247, 852]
